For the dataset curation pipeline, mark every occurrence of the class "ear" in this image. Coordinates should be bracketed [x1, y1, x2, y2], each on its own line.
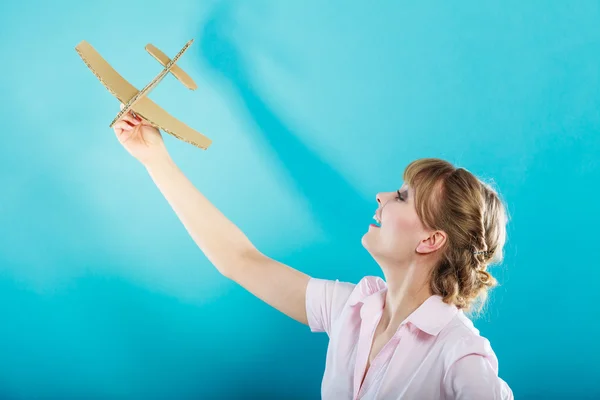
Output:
[416, 230, 447, 255]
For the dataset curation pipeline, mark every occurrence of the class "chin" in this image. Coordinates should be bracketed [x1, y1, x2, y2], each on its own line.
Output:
[361, 232, 369, 248]
[361, 234, 376, 256]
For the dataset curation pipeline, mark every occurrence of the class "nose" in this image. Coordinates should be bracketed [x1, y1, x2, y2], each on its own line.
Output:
[376, 191, 394, 207]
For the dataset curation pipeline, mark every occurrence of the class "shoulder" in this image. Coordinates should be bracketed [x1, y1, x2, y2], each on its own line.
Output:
[439, 311, 499, 372]
[307, 275, 385, 307]
[305, 276, 385, 333]
[438, 313, 513, 398]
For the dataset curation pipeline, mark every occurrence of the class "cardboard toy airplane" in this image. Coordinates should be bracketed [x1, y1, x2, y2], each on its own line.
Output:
[75, 39, 212, 150]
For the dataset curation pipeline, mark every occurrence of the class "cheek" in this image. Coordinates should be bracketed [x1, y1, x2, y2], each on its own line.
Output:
[385, 215, 421, 242]
[387, 215, 414, 232]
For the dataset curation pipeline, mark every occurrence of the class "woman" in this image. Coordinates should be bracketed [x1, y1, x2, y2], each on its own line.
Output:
[112, 111, 513, 399]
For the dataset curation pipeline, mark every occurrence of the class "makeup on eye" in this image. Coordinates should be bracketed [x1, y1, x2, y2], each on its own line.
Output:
[396, 189, 406, 202]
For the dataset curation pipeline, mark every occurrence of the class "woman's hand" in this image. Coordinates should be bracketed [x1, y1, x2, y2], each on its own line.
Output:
[112, 106, 171, 166]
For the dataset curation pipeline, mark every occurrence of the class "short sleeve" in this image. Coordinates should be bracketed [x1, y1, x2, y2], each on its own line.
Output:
[305, 278, 356, 335]
[442, 336, 513, 400]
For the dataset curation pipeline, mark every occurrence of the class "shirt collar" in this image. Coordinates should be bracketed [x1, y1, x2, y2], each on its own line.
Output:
[404, 294, 459, 336]
[350, 286, 458, 336]
[348, 277, 387, 320]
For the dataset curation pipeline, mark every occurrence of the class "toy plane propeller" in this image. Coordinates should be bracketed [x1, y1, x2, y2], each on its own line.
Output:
[75, 39, 212, 150]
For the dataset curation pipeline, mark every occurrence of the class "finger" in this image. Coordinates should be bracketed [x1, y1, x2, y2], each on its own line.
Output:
[125, 123, 143, 144]
[119, 113, 139, 126]
[117, 124, 138, 144]
[113, 120, 133, 133]
[131, 111, 148, 124]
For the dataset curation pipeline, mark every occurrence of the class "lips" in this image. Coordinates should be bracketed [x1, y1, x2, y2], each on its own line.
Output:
[372, 216, 381, 229]
[373, 210, 382, 226]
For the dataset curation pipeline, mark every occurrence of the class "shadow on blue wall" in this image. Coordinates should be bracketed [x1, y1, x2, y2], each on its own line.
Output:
[196, 1, 375, 245]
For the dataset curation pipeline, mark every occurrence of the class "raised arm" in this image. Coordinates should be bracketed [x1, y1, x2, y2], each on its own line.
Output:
[145, 157, 311, 324]
[111, 111, 310, 324]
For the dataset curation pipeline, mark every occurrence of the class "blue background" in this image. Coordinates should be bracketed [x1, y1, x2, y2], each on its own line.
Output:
[1, 0, 599, 399]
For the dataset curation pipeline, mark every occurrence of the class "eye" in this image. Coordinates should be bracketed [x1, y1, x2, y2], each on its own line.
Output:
[396, 190, 405, 202]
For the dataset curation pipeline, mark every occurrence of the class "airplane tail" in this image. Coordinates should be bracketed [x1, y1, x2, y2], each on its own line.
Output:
[146, 41, 198, 90]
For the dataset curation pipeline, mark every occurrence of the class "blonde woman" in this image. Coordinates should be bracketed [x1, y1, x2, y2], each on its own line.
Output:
[112, 112, 513, 399]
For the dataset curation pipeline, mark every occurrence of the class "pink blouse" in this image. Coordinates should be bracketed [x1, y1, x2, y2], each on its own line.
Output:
[305, 276, 513, 399]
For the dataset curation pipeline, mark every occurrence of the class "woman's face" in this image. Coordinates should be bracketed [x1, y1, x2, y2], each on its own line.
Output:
[361, 184, 432, 266]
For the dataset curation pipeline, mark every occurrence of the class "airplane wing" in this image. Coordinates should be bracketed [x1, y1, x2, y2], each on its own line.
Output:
[75, 41, 212, 150]
[132, 97, 211, 150]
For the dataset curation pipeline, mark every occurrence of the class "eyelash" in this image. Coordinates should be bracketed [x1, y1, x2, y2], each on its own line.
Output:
[396, 190, 405, 202]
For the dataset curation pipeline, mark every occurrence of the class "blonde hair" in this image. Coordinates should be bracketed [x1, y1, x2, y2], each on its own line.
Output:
[403, 158, 509, 313]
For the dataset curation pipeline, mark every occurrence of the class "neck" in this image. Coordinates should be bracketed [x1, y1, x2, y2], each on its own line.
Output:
[378, 260, 434, 330]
